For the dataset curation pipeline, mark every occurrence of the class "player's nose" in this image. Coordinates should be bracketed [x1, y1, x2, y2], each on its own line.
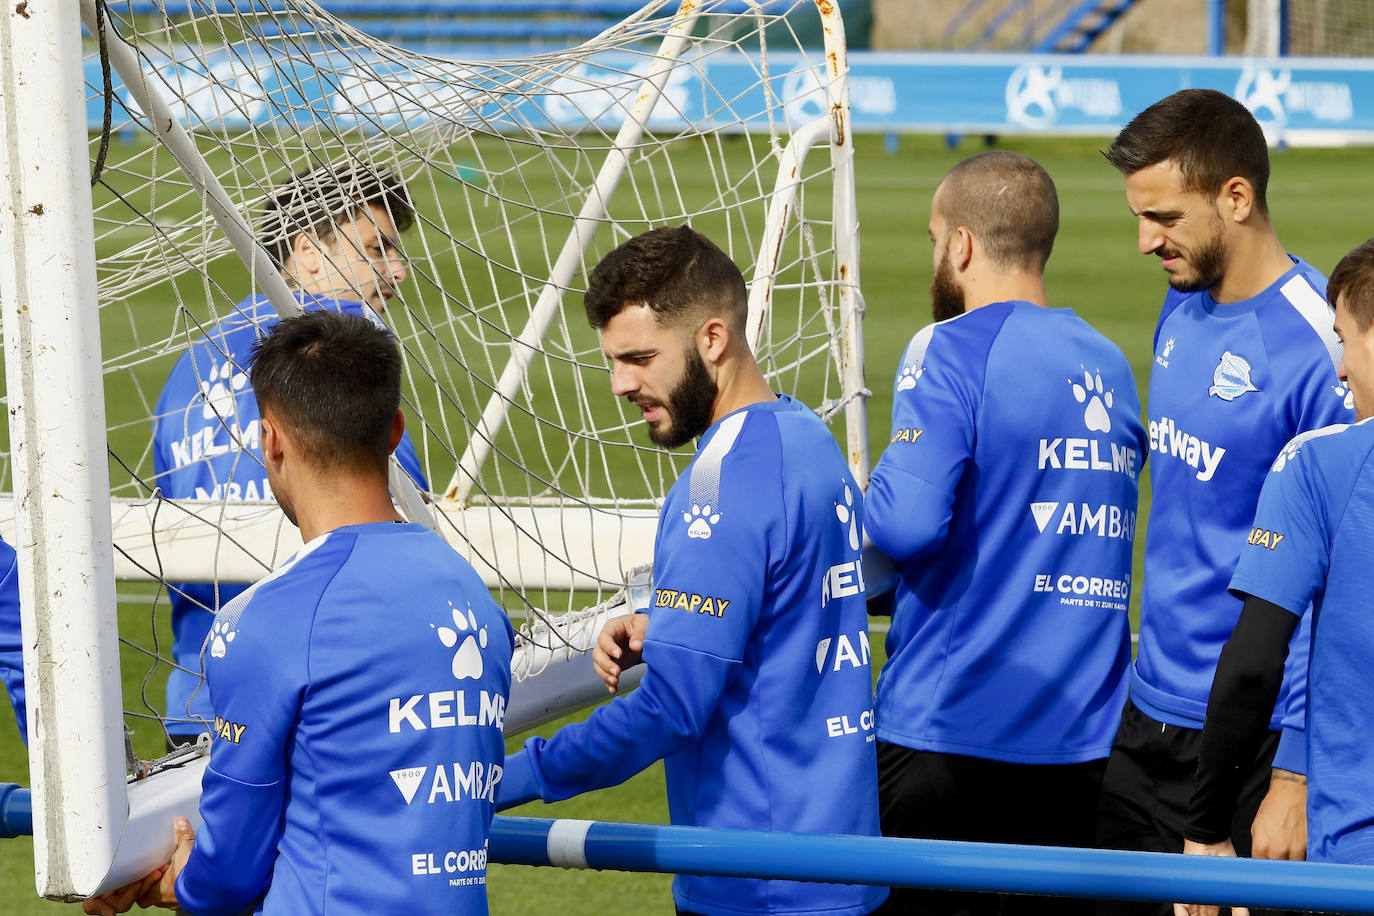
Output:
[385, 253, 407, 287]
[609, 364, 637, 397]
[1138, 222, 1162, 256]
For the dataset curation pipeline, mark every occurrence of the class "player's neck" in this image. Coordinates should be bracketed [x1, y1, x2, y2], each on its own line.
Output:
[964, 272, 1048, 311]
[1212, 228, 1292, 304]
[293, 471, 404, 544]
[708, 356, 776, 426]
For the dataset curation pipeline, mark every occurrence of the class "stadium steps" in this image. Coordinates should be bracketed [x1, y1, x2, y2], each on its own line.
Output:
[945, 0, 1138, 53]
[100, 1, 804, 49]
[1032, 0, 1138, 53]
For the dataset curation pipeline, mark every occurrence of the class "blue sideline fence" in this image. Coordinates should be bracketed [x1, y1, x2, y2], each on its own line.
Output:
[5, 784, 1374, 911]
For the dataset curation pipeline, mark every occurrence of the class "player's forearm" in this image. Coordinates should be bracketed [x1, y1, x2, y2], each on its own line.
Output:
[863, 466, 953, 562]
[175, 767, 284, 915]
[515, 642, 732, 802]
[1186, 595, 1297, 843]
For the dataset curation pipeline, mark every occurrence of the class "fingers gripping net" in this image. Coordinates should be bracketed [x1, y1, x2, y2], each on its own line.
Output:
[18, 0, 862, 773]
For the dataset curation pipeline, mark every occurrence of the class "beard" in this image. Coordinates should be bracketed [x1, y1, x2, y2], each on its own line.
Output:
[930, 250, 966, 322]
[646, 346, 718, 449]
[1164, 216, 1228, 293]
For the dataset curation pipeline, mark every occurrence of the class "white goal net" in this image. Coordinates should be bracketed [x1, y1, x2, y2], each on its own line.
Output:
[0, 0, 863, 898]
[1245, 0, 1374, 57]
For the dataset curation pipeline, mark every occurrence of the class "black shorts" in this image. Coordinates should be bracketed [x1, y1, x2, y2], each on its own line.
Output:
[872, 741, 1105, 916]
[1094, 699, 1286, 916]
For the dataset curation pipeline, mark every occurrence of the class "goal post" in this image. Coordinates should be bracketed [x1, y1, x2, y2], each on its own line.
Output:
[0, 0, 126, 899]
[0, 0, 866, 899]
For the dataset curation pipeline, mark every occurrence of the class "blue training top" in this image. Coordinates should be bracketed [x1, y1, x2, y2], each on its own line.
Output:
[1133, 258, 1351, 769]
[868, 301, 1144, 764]
[175, 521, 512, 915]
[1229, 419, 1374, 864]
[500, 395, 886, 916]
[152, 293, 427, 737]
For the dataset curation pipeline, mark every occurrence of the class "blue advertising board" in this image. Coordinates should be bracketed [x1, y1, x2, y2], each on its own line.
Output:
[85, 48, 1374, 144]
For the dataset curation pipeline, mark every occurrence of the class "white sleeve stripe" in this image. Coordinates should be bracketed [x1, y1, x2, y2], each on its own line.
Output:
[1281, 275, 1343, 373]
[546, 818, 592, 869]
[901, 324, 938, 370]
[687, 410, 749, 512]
[215, 532, 332, 629]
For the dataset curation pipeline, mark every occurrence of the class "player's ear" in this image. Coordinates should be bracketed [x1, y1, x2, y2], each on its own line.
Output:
[289, 231, 323, 282]
[950, 225, 975, 273]
[260, 413, 286, 466]
[696, 315, 731, 365]
[388, 409, 405, 454]
[1220, 176, 1255, 223]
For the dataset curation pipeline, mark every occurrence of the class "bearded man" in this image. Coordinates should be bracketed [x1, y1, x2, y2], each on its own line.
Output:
[498, 225, 887, 916]
[866, 151, 1144, 916]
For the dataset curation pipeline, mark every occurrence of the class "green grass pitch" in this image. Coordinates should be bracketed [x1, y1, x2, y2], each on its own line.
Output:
[1, 132, 1371, 912]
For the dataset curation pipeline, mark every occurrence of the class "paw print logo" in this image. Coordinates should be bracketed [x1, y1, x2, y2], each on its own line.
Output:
[1272, 439, 1302, 473]
[209, 618, 237, 659]
[834, 483, 860, 551]
[1071, 369, 1113, 434]
[199, 360, 249, 420]
[432, 602, 488, 680]
[896, 364, 925, 392]
[1162, 338, 1175, 359]
[1333, 384, 1355, 411]
[684, 504, 720, 540]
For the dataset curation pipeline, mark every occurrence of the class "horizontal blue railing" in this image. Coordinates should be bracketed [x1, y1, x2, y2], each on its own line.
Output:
[5, 785, 1374, 911]
[491, 816, 1374, 913]
[0, 783, 31, 839]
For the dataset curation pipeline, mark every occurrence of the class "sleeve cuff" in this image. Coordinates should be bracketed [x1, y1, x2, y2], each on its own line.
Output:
[1272, 727, 1306, 775]
[495, 742, 547, 811]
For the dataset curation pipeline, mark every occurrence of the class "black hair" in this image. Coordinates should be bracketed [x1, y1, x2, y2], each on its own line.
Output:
[259, 162, 414, 271]
[1104, 88, 1270, 217]
[1329, 238, 1374, 331]
[250, 310, 401, 475]
[584, 225, 748, 332]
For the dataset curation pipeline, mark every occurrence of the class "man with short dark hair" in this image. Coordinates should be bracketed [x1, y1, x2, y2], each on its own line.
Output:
[85, 311, 512, 916]
[1095, 89, 1353, 902]
[499, 225, 886, 916]
[1176, 238, 1374, 915]
[152, 162, 428, 749]
[866, 151, 1144, 916]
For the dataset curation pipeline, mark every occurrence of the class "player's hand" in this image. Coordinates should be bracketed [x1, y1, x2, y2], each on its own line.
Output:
[80, 867, 166, 915]
[1173, 838, 1245, 916]
[1251, 768, 1307, 861]
[592, 613, 649, 693]
[136, 816, 196, 910]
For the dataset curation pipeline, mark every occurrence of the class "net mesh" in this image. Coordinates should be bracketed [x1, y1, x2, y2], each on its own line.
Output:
[3, 0, 859, 761]
[1246, 0, 1374, 56]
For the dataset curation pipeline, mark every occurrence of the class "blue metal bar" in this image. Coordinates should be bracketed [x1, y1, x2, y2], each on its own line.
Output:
[7, 789, 1373, 911]
[1278, 0, 1290, 56]
[490, 816, 1374, 913]
[1208, 0, 1226, 56]
[0, 784, 32, 839]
